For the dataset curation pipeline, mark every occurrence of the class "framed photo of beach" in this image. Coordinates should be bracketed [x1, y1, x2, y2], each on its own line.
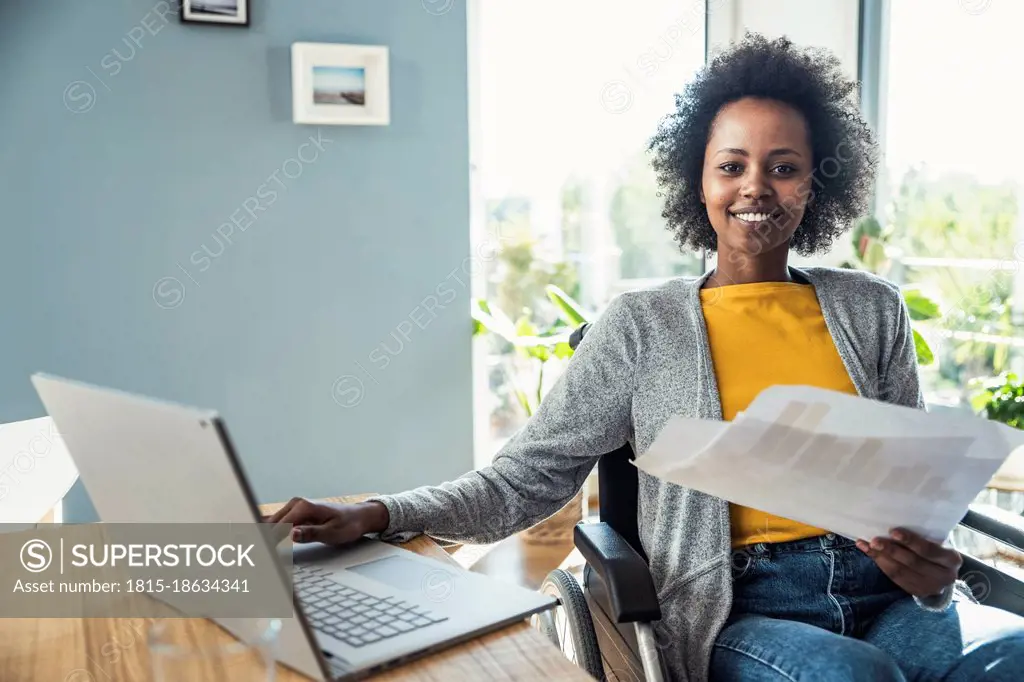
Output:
[181, 0, 249, 26]
[291, 43, 390, 126]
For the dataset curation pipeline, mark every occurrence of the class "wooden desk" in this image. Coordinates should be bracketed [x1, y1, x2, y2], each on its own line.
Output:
[0, 496, 591, 681]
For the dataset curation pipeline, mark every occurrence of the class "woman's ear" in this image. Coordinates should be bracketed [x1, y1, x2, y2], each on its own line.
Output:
[699, 186, 705, 204]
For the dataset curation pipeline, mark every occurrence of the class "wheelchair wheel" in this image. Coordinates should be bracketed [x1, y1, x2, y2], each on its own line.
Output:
[530, 568, 604, 680]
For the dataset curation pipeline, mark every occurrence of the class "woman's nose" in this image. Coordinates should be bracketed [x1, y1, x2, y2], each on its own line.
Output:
[741, 177, 773, 199]
[739, 166, 773, 199]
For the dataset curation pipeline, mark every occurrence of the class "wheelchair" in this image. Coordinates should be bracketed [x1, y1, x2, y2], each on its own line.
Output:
[528, 324, 1024, 682]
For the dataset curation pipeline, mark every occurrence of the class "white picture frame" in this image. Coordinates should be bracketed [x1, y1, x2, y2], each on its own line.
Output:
[291, 43, 390, 126]
[181, 0, 249, 26]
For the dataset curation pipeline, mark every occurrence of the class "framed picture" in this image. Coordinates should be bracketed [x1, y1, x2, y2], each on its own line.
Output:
[291, 43, 390, 126]
[181, 0, 249, 26]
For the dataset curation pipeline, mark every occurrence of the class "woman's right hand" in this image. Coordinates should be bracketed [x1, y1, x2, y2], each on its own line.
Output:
[263, 498, 390, 546]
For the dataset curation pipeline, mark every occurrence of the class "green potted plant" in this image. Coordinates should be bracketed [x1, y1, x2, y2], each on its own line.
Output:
[971, 372, 1024, 491]
[472, 284, 587, 416]
[970, 372, 1024, 429]
[472, 285, 592, 544]
[968, 373, 1024, 558]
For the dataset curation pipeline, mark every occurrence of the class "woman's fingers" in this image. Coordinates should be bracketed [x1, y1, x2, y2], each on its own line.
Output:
[293, 522, 345, 544]
[871, 538, 946, 580]
[270, 497, 326, 526]
[857, 539, 928, 587]
[857, 533, 959, 597]
[266, 499, 361, 547]
[278, 503, 321, 527]
[888, 528, 961, 570]
[267, 497, 303, 524]
[873, 549, 928, 588]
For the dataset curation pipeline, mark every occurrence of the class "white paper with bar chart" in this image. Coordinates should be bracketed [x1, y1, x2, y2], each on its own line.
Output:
[634, 385, 1024, 544]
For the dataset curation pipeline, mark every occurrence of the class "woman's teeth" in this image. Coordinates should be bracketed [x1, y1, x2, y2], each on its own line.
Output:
[732, 212, 773, 223]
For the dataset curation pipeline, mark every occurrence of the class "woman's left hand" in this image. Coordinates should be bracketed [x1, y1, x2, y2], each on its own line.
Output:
[856, 527, 962, 599]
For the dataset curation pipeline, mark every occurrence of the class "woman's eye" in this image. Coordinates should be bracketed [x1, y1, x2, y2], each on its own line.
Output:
[773, 164, 797, 174]
[720, 163, 742, 173]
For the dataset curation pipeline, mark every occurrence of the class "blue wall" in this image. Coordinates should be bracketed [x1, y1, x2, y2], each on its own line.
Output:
[0, 0, 473, 520]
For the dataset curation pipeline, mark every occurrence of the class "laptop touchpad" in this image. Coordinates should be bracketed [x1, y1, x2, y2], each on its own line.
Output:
[345, 555, 458, 593]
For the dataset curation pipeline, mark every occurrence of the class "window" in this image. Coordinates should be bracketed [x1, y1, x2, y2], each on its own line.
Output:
[472, 1, 707, 457]
[881, 1, 1024, 571]
[880, 0, 1024, 410]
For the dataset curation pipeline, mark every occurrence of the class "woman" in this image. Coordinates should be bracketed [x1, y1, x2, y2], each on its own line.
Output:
[271, 34, 1024, 681]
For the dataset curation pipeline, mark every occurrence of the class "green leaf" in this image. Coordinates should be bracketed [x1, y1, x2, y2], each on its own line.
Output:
[513, 316, 543, 360]
[471, 299, 518, 342]
[513, 388, 533, 417]
[538, 321, 571, 337]
[970, 389, 994, 415]
[524, 344, 551, 362]
[850, 216, 883, 263]
[912, 328, 934, 365]
[536, 363, 545, 409]
[514, 315, 539, 337]
[902, 288, 942, 321]
[552, 341, 574, 359]
[470, 298, 572, 349]
[862, 239, 888, 272]
[859, 216, 883, 239]
[509, 331, 573, 348]
[546, 284, 591, 327]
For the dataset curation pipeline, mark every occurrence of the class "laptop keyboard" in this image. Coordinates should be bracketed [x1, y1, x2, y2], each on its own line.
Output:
[294, 564, 449, 648]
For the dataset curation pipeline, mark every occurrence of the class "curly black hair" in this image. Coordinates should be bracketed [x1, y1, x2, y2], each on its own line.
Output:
[647, 32, 878, 256]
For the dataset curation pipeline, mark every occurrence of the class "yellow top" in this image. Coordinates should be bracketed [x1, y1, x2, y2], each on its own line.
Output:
[698, 281, 859, 549]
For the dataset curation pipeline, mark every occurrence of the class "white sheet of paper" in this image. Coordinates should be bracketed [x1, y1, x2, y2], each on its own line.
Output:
[633, 385, 1024, 543]
[0, 416, 78, 525]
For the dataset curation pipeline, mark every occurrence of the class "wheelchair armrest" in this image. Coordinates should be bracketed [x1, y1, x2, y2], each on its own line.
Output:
[960, 503, 1024, 552]
[574, 522, 661, 623]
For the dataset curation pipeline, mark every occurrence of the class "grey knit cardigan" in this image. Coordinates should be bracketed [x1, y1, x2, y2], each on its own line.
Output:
[369, 266, 967, 682]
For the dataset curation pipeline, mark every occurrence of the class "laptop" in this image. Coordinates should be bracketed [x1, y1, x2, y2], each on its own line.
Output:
[30, 373, 558, 681]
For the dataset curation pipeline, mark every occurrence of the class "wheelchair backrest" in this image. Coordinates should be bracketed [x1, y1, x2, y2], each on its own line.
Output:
[570, 323, 647, 562]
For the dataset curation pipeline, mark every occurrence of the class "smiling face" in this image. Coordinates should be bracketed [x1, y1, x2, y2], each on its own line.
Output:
[700, 97, 814, 261]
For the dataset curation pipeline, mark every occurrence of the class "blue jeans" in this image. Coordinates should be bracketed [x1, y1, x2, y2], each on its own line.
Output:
[709, 533, 1024, 681]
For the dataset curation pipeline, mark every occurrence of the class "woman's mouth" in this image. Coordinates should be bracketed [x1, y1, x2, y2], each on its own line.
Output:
[730, 210, 781, 225]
